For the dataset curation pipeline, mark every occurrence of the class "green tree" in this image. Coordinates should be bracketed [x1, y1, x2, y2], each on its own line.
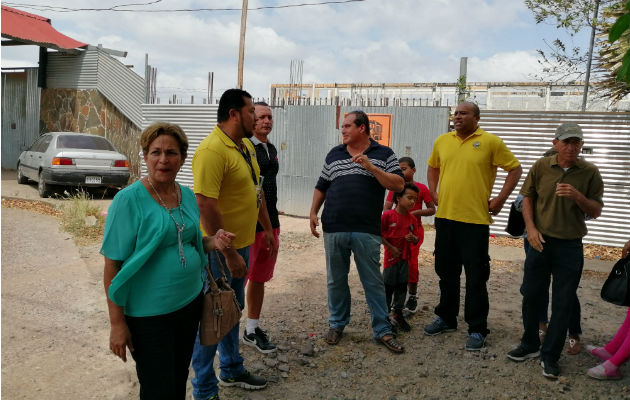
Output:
[595, 1, 630, 103]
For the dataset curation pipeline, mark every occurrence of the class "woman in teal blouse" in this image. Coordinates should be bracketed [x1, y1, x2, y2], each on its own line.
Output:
[102, 122, 233, 400]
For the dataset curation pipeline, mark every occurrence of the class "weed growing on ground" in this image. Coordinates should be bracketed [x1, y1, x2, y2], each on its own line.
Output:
[60, 190, 105, 245]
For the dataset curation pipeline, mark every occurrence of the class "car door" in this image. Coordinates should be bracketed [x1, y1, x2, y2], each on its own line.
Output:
[21, 136, 45, 180]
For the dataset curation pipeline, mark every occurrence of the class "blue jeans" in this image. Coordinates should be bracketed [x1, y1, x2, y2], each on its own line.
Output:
[191, 247, 249, 400]
[520, 236, 583, 362]
[323, 231, 392, 339]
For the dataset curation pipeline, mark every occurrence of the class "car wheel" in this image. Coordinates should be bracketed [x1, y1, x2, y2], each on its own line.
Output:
[17, 164, 28, 184]
[38, 172, 51, 198]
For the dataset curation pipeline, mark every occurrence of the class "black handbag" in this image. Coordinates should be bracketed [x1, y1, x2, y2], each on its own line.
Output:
[505, 201, 525, 237]
[600, 255, 630, 307]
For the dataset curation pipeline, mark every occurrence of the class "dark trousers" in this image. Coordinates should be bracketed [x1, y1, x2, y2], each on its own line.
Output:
[520, 236, 583, 362]
[385, 283, 408, 314]
[434, 218, 490, 335]
[126, 293, 203, 400]
[384, 259, 409, 314]
[523, 239, 582, 335]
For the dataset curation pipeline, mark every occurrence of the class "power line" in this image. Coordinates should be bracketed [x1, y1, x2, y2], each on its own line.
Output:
[4, 0, 365, 13]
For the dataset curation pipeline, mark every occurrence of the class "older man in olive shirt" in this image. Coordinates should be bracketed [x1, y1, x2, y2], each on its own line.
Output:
[507, 123, 604, 380]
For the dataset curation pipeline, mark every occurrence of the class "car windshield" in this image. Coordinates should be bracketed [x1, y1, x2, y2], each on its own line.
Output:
[56, 135, 116, 151]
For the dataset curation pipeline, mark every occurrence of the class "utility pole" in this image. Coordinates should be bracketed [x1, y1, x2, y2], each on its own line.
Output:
[237, 0, 248, 89]
[581, 0, 600, 112]
[457, 57, 468, 103]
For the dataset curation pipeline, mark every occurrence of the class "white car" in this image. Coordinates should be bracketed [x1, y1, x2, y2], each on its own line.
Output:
[17, 132, 130, 197]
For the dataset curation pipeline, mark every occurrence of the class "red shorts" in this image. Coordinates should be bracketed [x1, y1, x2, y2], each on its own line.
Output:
[408, 229, 424, 284]
[247, 228, 280, 283]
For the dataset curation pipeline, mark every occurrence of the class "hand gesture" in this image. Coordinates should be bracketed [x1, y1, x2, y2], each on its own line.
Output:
[352, 154, 375, 173]
[555, 183, 580, 200]
[203, 229, 236, 253]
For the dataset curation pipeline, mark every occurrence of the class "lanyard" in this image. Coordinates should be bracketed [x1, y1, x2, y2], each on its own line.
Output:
[226, 135, 258, 186]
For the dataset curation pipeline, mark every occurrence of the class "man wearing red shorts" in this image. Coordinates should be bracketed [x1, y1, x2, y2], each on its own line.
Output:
[243, 102, 280, 353]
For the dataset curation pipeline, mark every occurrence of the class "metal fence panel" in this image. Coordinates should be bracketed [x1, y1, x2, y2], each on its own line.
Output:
[1, 69, 41, 168]
[273, 105, 449, 217]
[97, 50, 144, 128]
[140, 104, 218, 187]
[46, 50, 98, 89]
[482, 110, 630, 247]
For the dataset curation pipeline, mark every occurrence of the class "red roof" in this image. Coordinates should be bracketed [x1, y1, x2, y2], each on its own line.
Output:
[1, 5, 88, 51]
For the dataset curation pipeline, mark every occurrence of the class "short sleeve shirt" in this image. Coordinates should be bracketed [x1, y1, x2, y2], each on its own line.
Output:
[520, 155, 604, 239]
[316, 139, 403, 235]
[381, 210, 421, 268]
[192, 125, 260, 249]
[427, 127, 520, 225]
[101, 181, 206, 317]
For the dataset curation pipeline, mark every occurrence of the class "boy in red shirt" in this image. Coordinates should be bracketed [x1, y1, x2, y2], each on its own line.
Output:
[381, 183, 421, 331]
[384, 157, 435, 313]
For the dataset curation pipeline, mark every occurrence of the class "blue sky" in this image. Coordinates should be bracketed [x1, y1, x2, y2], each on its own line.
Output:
[1, 0, 591, 102]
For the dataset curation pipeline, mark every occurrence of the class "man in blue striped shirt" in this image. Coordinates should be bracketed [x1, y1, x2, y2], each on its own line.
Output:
[309, 110, 405, 353]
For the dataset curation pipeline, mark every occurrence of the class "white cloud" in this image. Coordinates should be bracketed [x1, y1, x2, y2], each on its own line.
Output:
[1, 0, 584, 100]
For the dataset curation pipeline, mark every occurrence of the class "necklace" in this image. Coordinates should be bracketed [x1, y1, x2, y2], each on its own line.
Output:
[147, 177, 187, 269]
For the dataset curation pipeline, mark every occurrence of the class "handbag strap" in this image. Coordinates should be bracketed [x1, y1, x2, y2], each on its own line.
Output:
[205, 250, 231, 288]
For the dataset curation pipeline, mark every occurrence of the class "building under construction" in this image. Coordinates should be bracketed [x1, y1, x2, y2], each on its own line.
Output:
[270, 81, 629, 111]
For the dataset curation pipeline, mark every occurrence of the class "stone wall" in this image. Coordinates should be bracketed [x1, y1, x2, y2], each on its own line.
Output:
[40, 88, 141, 181]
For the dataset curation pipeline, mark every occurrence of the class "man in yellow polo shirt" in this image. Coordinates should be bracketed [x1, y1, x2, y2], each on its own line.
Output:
[191, 89, 276, 400]
[424, 101, 522, 351]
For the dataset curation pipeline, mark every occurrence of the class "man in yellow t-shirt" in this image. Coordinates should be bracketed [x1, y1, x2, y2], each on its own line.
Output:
[424, 101, 522, 351]
[191, 89, 275, 400]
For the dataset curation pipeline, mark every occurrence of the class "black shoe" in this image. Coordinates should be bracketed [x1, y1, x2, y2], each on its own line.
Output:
[541, 359, 560, 380]
[218, 371, 267, 389]
[243, 327, 277, 354]
[404, 294, 418, 313]
[507, 344, 540, 361]
[393, 313, 412, 332]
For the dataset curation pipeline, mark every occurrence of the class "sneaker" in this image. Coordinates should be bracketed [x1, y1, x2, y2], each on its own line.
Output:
[243, 327, 277, 354]
[507, 345, 540, 361]
[466, 333, 486, 351]
[424, 317, 456, 336]
[404, 294, 418, 313]
[393, 313, 412, 332]
[218, 371, 267, 390]
[388, 315, 400, 335]
[541, 359, 560, 380]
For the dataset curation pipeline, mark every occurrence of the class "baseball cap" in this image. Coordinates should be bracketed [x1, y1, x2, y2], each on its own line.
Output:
[555, 123, 583, 141]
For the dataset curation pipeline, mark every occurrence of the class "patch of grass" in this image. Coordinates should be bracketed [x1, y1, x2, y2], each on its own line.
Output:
[59, 190, 106, 245]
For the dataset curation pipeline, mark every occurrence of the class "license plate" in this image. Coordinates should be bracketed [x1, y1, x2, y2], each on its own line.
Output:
[85, 176, 102, 184]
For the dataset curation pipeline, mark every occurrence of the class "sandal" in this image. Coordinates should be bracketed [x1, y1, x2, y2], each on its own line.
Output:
[325, 328, 343, 345]
[566, 337, 582, 355]
[378, 334, 404, 354]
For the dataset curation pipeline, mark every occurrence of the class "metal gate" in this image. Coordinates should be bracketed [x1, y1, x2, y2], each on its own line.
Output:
[1, 68, 41, 169]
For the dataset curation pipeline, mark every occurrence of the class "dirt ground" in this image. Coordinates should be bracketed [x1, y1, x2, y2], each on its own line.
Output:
[1, 178, 629, 399]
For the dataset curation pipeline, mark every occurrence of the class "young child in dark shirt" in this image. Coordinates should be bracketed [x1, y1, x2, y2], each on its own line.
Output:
[381, 182, 420, 331]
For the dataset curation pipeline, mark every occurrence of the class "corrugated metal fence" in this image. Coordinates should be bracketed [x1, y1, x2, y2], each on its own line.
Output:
[47, 48, 143, 128]
[141, 104, 218, 184]
[138, 104, 628, 247]
[272, 105, 449, 216]
[483, 110, 630, 247]
[1, 68, 41, 168]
